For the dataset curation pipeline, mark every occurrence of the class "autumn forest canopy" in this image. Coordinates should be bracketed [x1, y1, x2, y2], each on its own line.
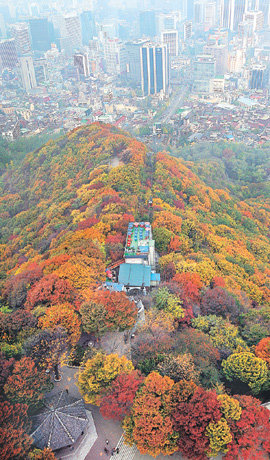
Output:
[0, 123, 269, 459]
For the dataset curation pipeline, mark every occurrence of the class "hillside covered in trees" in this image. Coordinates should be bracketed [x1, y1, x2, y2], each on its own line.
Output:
[0, 123, 269, 459]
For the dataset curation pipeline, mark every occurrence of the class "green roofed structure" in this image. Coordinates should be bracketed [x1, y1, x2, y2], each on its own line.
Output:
[119, 264, 151, 287]
[115, 222, 160, 290]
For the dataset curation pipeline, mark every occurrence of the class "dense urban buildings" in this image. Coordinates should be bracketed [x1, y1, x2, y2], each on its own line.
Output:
[0, 3, 270, 460]
[0, 0, 269, 144]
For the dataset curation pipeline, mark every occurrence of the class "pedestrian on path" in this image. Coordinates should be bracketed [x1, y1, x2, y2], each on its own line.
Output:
[105, 439, 109, 445]
[104, 447, 109, 455]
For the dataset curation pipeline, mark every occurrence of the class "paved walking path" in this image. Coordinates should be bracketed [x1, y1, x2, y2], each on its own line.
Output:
[109, 435, 137, 460]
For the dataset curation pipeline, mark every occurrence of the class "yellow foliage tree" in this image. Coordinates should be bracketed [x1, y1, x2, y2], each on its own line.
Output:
[78, 352, 134, 405]
[206, 418, 232, 457]
[217, 394, 242, 421]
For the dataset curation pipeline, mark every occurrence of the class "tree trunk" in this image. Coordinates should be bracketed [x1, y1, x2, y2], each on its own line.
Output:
[54, 363, 60, 381]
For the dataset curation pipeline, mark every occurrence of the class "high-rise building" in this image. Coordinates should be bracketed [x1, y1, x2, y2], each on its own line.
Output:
[221, 0, 248, 30]
[104, 38, 122, 75]
[29, 18, 52, 52]
[193, 1, 217, 28]
[233, 0, 248, 30]
[0, 5, 10, 23]
[0, 13, 6, 39]
[140, 43, 169, 96]
[0, 38, 18, 69]
[248, 0, 259, 9]
[244, 10, 264, 31]
[125, 40, 149, 84]
[187, 0, 195, 20]
[74, 53, 90, 78]
[157, 12, 181, 34]
[34, 58, 47, 84]
[205, 2, 217, 28]
[64, 15, 82, 51]
[204, 43, 228, 74]
[20, 56, 37, 92]
[258, 0, 270, 26]
[249, 65, 268, 89]
[10, 23, 32, 55]
[194, 1, 205, 24]
[139, 11, 156, 37]
[161, 30, 178, 57]
[184, 21, 193, 40]
[221, 0, 233, 28]
[80, 11, 95, 46]
[229, 49, 245, 72]
[193, 54, 216, 92]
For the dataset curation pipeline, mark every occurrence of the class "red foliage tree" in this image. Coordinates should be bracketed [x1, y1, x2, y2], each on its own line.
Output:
[201, 287, 241, 322]
[172, 388, 222, 460]
[173, 272, 203, 305]
[90, 290, 137, 330]
[224, 395, 270, 460]
[0, 310, 37, 342]
[131, 332, 173, 375]
[105, 233, 126, 245]
[113, 213, 135, 234]
[211, 276, 226, 289]
[100, 370, 144, 420]
[160, 261, 176, 281]
[4, 357, 52, 407]
[77, 216, 99, 230]
[3, 264, 43, 308]
[0, 401, 32, 460]
[25, 274, 75, 310]
[29, 448, 56, 460]
[0, 352, 15, 392]
[105, 234, 124, 262]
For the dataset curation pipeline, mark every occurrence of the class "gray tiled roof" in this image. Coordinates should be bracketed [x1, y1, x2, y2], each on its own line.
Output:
[31, 391, 89, 451]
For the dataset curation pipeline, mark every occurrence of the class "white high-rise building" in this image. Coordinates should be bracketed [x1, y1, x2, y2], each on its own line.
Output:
[10, 23, 31, 55]
[221, 0, 248, 30]
[161, 30, 178, 57]
[205, 2, 217, 28]
[184, 21, 192, 41]
[104, 38, 123, 75]
[20, 56, 37, 92]
[157, 12, 181, 34]
[64, 15, 82, 51]
[244, 10, 264, 31]
[193, 1, 217, 28]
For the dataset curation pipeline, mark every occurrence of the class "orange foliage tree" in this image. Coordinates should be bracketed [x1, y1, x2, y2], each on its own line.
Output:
[0, 401, 32, 460]
[123, 372, 178, 457]
[38, 303, 81, 345]
[255, 337, 270, 366]
[4, 357, 52, 407]
[81, 290, 137, 333]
